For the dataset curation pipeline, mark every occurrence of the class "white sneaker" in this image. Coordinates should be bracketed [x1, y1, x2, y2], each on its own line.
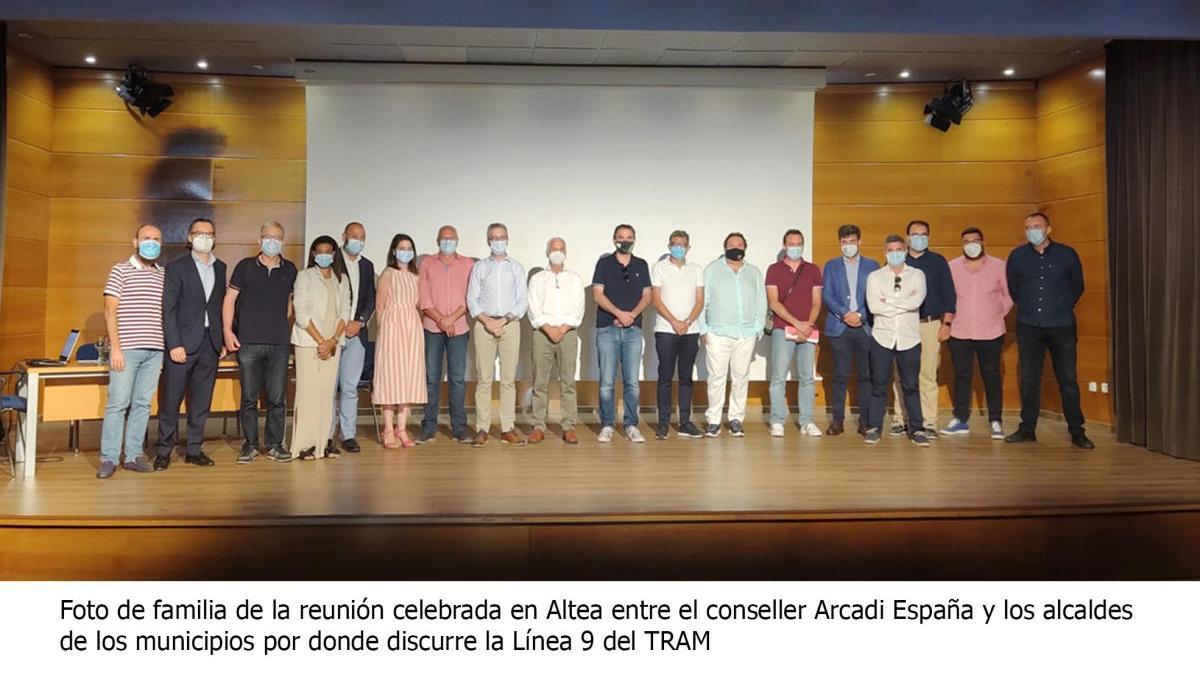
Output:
[626, 425, 645, 443]
[990, 421, 1004, 440]
[802, 422, 824, 437]
[597, 426, 614, 443]
[770, 423, 785, 437]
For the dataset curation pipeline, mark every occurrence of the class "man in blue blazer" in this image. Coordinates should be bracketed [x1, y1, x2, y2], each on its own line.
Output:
[329, 221, 376, 454]
[821, 224, 880, 435]
[154, 218, 226, 469]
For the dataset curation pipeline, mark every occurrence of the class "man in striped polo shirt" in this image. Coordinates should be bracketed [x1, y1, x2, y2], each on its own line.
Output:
[97, 224, 166, 479]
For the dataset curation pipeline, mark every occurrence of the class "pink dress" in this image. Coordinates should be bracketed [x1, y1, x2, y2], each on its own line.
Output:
[373, 267, 427, 405]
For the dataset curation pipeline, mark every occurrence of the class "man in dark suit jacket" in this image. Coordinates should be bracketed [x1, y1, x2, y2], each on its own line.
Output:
[154, 217, 226, 469]
[329, 221, 376, 453]
[821, 224, 881, 437]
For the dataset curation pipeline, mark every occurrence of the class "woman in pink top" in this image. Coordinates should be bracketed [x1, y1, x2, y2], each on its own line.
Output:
[943, 227, 1014, 439]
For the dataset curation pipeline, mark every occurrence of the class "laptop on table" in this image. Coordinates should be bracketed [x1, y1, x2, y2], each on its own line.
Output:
[27, 329, 81, 367]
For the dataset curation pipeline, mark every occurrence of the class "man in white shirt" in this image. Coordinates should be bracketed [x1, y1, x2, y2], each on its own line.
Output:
[865, 234, 929, 446]
[650, 230, 706, 440]
[527, 237, 586, 445]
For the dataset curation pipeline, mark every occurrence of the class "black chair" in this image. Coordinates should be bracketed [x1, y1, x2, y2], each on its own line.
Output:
[0, 370, 28, 479]
[357, 339, 381, 443]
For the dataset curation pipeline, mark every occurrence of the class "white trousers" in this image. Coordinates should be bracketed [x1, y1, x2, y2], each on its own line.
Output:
[704, 334, 757, 425]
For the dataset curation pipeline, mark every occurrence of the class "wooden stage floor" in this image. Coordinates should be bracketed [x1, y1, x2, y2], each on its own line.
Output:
[3, 416, 1200, 580]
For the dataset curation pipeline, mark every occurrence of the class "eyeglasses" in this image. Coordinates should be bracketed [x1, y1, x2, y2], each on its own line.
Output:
[894, 276, 902, 292]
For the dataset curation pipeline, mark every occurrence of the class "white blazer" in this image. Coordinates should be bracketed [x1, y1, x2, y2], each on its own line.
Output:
[290, 266, 353, 347]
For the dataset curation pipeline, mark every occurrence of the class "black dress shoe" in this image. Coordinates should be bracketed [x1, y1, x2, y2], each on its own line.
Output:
[1071, 433, 1095, 450]
[185, 452, 215, 467]
[153, 454, 171, 471]
[342, 438, 360, 453]
[1004, 429, 1037, 443]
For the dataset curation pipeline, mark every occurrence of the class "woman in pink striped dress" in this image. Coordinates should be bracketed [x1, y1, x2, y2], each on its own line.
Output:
[374, 234, 427, 448]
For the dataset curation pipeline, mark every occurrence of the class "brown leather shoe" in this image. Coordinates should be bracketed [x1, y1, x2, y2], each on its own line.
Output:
[825, 420, 844, 436]
[500, 430, 527, 446]
[856, 420, 868, 436]
[471, 430, 489, 447]
[528, 428, 545, 444]
[562, 428, 579, 444]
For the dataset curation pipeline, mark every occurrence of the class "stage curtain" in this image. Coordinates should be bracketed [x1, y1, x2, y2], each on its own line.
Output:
[1106, 40, 1200, 459]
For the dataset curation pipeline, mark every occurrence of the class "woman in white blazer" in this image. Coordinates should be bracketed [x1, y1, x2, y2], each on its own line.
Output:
[290, 235, 353, 460]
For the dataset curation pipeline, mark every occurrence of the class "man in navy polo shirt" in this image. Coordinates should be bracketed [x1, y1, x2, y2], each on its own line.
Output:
[591, 224, 652, 443]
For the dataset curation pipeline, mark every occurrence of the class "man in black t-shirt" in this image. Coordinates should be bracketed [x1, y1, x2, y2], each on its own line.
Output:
[223, 221, 298, 463]
[591, 224, 652, 443]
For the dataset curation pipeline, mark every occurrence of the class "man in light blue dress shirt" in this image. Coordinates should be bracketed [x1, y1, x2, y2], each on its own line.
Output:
[467, 222, 529, 446]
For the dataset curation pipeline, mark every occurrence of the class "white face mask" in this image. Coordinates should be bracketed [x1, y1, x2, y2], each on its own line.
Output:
[548, 250, 566, 266]
[963, 242, 983, 259]
[191, 234, 214, 254]
[841, 243, 859, 258]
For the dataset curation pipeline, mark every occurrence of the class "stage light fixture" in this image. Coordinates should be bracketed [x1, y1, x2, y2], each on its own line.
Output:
[84, 55, 97, 65]
[923, 78, 974, 133]
[1003, 67, 1015, 76]
[899, 70, 911, 78]
[196, 59, 208, 69]
[114, 66, 175, 117]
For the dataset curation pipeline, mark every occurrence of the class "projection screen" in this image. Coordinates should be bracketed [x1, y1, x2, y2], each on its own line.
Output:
[305, 64, 823, 380]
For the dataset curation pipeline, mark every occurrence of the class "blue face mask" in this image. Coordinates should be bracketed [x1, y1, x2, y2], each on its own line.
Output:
[343, 238, 364, 256]
[489, 239, 508, 256]
[908, 234, 929, 252]
[395, 249, 414, 264]
[786, 246, 804, 261]
[1026, 228, 1047, 246]
[886, 250, 907, 267]
[137, 240, 161, 260]
[439, 239, 457, 255]
[669, 244, 687, 260]
[261, 238, 283, 257]
[314, 253, 334, 268]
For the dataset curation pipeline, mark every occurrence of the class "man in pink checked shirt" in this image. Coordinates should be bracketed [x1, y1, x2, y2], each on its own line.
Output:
[941, 227, 1014, 439]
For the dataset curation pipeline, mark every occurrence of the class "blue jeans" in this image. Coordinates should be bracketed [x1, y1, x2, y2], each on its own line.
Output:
[597, 325, 643, 428]
[768, 330, 817, 426]
[100, 348, 163, 463]
[331, 336, 366, 441]
[422, 330, 469, 435]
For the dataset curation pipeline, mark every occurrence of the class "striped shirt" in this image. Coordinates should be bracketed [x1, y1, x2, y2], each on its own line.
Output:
[103, 255, 165, 350]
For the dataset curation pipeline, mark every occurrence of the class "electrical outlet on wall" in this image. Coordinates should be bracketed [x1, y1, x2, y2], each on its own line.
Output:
[1101, 382, 1109, 394]
[1088, 381, 1098, 392]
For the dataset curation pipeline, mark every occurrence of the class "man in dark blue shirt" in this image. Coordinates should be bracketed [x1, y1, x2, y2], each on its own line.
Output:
[890, 220, 955, 438]
[1004, 212, 1093, 449]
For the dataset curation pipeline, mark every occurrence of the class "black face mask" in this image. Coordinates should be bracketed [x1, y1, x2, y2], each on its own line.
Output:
[724, 248, 745, 261]
[615, 241, 634, 254]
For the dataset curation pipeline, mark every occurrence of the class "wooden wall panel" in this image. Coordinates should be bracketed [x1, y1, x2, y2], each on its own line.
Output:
[52, 153, 213, 200]
[814, 161, 1036, 206]
[5, 89, 54, 149]
[1033, 57, 1110, 424]
[52, 108, 305, 159]
[1035, 146, 1106, 203]
[4, 188, 49, 241]
[3, 47, 53, 364]
[54, 71, 305, 117]
[49, 199, 306, 245]
[5, 139, 51, 195]
[211, 158, 306, 202]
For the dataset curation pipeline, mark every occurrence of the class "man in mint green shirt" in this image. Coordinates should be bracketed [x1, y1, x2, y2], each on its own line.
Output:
[699, 232, 767, 438]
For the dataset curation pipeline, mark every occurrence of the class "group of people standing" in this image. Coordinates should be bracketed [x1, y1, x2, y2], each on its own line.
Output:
[93, 211, 1092, 478]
